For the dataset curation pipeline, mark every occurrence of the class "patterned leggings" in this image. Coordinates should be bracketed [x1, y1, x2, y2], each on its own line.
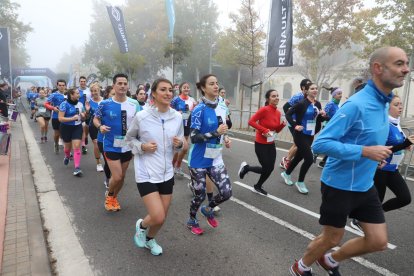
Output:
[189, 164, 232, 219]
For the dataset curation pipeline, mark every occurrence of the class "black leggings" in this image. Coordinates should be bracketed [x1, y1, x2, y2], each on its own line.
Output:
[374, 169, 411, 212]
[98, 141, 111, 179]
[245, 142, 276, 187]
[286, 131, 313, 182]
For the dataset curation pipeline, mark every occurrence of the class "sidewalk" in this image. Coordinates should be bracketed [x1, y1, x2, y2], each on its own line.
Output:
[0, 116, 51, 275]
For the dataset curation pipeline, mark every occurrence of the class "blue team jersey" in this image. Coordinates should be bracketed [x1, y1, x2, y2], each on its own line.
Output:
[47, 92, 66, 119]
[288, 92, 304, 106]
[171, 96, 187, 112]
[78, 88, 90, 105]
[301, 104, 320, 136]
[58, 101, 84, 126]
[95, 98, 139, 153]
[188, 102, 222, 168]
[324, 100, 339, 120]
[381, 123, 406, 172]
[88, 98, 102, 127]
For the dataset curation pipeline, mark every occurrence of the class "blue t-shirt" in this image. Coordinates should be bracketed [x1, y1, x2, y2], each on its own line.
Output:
[78, 88, 90, 105]
[47, 92, 66, 119]
[324, 100, 339, 120]
[300, 104, 319, 136]
[381, 122, 406, 172]
[58, 101, 84, 126]
[188, 102, 222, 168]
[95, 98, 139, 153]
[288, 92, 304, 106]
[88, 98, 102, 127]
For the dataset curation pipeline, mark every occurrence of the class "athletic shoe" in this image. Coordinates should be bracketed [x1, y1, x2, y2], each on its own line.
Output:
[58, 138, 64, 146]
[112, 197, 121, 211]
[312, 153, 318, 163]
[96, 164, 104, 172]
[145, 239, 163, 256]
[295, 181, 309, 194]
[82, 146, 88, 154]
[213, 206, 221, 213]
[44, 137, 48, 142]
[281, 172, 293, 186]
[69, 152, 73, 160]
[187, 218, 204, 235]
[174, 167, 184, 176]
[280, 156, 290, 170]
[40, 137, 44, 144]
[134, 218, 147, 248]
[350, 219, 363, 233]
[253, 184, 268, 196]
[187, 182, 195, 196]
[105, 195, 117, 212]
[73, 167, 83, 177]
[317, 161, 325, 169]
[238, 161, 248, 179]
[104, 179, 110, 190]
[200, 205, 219, 228]
[289, 260, 313, 276]
[54, 143, 59, 154]
[63, 156, 70, 166]
[316, 256, 341, 276]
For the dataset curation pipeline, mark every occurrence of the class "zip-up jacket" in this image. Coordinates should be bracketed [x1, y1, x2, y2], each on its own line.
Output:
[285, 97, 324, 135]
[125, 106, 184, 183]
[312, 80, 393, 191]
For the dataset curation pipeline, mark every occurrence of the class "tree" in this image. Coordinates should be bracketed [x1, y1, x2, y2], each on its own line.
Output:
[293, 0, 372, 88]
[96, 61, 113, 85]
[163, 35, 192, 65]
[0, 0, 33, 67]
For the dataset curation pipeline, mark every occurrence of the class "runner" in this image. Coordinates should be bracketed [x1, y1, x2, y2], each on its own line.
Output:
[281, 82, 326, 194]
[28, 88, 38, 121]
[93, 74, 140, 211]
[280, 79, 311, 170]
[350, 95, 414, 231]
[34, 88, 51, 143]
[78, 76, 91, 155]
[58, 88, 86, 176]
[97, 86, 115, 189]
[85, 83, 104, 172]
[186, 74, 232, 235]
[289, 46, 409, 276]
[318, 87, 343, 168]
[170, 82, 197, 176]
[136, 88, 149, 109]
[238, 89, 286, 195]
[127, 78, 184, 256]
[45, 79, 67, 153]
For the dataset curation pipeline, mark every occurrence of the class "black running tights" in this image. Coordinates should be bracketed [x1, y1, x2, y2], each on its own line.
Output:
[245, 142, 276, 187]
[286, 131, 313, 182]
[374, 169, 411, 212]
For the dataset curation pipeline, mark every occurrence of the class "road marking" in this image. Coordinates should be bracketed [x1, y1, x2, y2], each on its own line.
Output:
[234, 181, 396, 250]
[230, 197, 398, 276]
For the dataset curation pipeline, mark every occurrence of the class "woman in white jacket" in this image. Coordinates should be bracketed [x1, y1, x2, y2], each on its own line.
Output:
[126, 78, 185, 256]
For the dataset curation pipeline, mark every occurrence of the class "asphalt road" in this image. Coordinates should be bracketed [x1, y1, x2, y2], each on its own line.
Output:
[25, 113, 414, 276]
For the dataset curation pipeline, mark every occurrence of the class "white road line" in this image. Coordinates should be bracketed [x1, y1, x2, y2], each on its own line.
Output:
[234, 181, 397, 250]
[231, 197, 398, 276]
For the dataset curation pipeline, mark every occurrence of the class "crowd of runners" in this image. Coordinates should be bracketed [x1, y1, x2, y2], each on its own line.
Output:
[18, 46, 414, 276]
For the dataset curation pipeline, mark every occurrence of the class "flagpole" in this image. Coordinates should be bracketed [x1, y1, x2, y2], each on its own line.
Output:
[171, 36, 174, 84]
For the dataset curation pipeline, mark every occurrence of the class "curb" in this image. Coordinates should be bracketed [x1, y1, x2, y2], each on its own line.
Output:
[20, 114, 94, 275]
[0, 145, 11, 269]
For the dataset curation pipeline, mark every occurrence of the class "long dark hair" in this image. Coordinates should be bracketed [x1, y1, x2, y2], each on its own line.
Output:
[196, 74, 216, 96]
[304, 82, 316, 97]
[264, 89, 276, 106]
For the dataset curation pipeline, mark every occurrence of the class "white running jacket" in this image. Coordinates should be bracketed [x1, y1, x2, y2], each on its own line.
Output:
[126, 106, 184, 183]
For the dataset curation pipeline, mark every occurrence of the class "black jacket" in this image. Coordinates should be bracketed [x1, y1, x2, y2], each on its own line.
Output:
[285, 97, 325, 135]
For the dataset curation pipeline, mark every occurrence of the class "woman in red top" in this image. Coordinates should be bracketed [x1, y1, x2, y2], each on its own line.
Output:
[238, 89, 286, 195]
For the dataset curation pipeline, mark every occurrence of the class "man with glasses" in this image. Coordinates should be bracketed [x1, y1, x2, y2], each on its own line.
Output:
[45, 80, 67, 153]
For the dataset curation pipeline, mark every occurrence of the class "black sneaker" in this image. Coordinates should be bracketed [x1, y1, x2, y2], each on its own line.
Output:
[238, 161, 248, 179]
[253, 185, 268, 196]
[350, 219, 363, 233]
[82, 146, 88, 154]
[317, 161, 325, 168]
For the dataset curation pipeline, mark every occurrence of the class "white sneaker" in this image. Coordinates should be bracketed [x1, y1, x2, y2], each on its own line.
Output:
[175, 167, 184, 176]
[96, 164, 104, 172]
[58, 138, 64, 146]
[213, 206, 221, 213]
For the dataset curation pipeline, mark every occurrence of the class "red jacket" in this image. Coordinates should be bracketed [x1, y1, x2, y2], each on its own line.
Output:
[248, 104, 286, 144]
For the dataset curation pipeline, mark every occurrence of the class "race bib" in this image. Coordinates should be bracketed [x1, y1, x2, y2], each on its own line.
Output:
[182, 112, 190, 126]
[204, 143, 223, 159]
[266, 131, 277, 142]
[306, 120, 316, 135]
[113, 135, 127, 148]
[390, 151, 404, 166]
[38, 107, 46, 113]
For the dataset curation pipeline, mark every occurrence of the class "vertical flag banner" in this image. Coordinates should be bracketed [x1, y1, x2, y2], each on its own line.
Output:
[0, 28, 12, 97]
[165, 0, 175, 40]
[106, 6, 129, 53]
[266, 0, 293, 67]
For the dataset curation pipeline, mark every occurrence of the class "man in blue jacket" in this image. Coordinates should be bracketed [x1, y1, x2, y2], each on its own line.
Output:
[289, 46, 410, 276]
